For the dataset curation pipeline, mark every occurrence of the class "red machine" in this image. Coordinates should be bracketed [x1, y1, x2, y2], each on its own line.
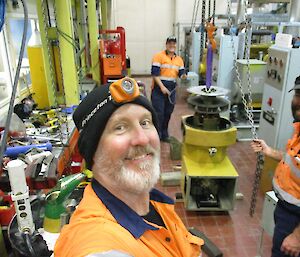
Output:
[0, 190, 15, 226]
[99, 27, 127, 83]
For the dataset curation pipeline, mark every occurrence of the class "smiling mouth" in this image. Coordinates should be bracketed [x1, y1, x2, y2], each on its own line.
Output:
[125, 153, 153, 161]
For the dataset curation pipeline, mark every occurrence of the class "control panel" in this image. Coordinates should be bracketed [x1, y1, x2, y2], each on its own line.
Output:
[265, 48, 289, 91]
[259, 46, 300, 150]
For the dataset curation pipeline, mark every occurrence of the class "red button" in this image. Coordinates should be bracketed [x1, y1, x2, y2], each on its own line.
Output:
[267, 97, 273, 106]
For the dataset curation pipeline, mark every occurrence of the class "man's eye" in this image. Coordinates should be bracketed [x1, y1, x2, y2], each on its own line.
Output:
[141, 119, 152, 128]
[114, 124, 126, 131]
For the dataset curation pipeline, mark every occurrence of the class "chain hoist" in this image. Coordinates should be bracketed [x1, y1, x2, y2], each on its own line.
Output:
[213, 0, 216, 24]
[243, 0, 265, 218]
[199, 0, 206, 63]
[208, 0, 211, 20]
[208, 0, 216, 21]
[226, 0, 264, 217]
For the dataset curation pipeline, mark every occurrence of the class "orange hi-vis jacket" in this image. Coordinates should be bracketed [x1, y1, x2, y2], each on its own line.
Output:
[54, 180, 203, 257]
[151, 51, 185, 84]
[273, 122, 300, 207]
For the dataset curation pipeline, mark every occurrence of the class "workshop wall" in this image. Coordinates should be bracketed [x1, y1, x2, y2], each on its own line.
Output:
[111, 0, 175, 75]
[110, 0, 231, 75]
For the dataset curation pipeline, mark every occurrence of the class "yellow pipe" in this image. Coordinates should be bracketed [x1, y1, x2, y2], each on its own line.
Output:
[55, 0, 79, 105]
[101, 0, 108, 30]
[75, 0, 87, 72]
[87, 0, 101, 83]
[36, 0, 56, 107]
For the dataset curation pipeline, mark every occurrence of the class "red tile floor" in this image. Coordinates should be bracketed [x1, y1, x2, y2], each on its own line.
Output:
[135, 76, 273, 257]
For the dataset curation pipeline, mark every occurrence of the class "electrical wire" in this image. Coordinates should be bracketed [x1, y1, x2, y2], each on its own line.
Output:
[23, 232, 37, 257]
[0, 0, 28, 168]
[56, 27, 79, 47]
[57, 28, 80, 50]
[191, 0, 197, 31]
[167, 88, 176, 105]
[191, 0, 201, 32]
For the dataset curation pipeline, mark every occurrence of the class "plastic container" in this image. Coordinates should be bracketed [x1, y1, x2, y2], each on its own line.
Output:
[0, 113, 26, 141]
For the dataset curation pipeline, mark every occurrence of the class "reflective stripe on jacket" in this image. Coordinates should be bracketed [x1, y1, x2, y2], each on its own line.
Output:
[151, 51, 184, 82]
[273, 122, 300, 207]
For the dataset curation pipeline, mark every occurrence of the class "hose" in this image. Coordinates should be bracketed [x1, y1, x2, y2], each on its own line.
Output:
[0, 0, 28, 168]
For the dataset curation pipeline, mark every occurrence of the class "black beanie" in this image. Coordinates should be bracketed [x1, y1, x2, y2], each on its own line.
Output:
[73, 83, 159, 170]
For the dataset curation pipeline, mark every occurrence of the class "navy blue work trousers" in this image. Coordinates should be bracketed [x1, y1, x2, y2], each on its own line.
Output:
[272, 199, 300, 257]
[151, 83, 176, 140]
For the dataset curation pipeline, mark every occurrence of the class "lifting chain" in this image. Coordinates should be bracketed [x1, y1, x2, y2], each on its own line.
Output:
[226, 0, 264, 217]
[208, 0, 211, 20]
[213, 0, 216, 23]
[199, 0, 206, 63]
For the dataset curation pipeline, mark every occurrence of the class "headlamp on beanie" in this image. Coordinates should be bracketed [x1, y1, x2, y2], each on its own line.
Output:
[80, 77, 140, 130]
[110, 77, 140, 103]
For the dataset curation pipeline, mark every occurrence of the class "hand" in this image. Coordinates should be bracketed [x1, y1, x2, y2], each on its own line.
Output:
[250, 139, 272, 156]
[181, 74, 187, 80]
[160, 85, 171, 95]
[281, 233, 300, 257]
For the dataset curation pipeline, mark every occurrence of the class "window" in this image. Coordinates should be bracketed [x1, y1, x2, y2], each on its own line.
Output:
[0, 27, 12, 106]
[6, 17, 35, 92]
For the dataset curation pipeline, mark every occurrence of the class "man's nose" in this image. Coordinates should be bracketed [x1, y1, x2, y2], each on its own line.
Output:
[130, 126, 150, 146]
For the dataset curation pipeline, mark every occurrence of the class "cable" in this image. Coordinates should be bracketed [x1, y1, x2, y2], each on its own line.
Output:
[168, 88, 176, 105]
[190, 0, 197, 31]
[0, 0, 28, 168]
[57, 28, 80, 50]
[194, 0, 201, 31]
[57, 27, 79, 47]
[23, 232, 37, 257]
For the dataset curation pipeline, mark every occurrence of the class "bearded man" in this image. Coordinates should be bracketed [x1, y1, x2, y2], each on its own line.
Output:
[54, 78, 203, 257]
[251, 76, 300, 257]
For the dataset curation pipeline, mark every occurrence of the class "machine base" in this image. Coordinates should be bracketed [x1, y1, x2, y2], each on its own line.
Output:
[181, 156, 238, 211]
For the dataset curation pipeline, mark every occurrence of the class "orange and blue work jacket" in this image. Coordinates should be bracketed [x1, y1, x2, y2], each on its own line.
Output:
[54, 180, 203, 257]
[273, 122, 300, 207]
[151, 50, 185, 89]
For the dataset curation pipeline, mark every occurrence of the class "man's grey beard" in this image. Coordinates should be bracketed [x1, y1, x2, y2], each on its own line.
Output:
[93, 145, 160, 193]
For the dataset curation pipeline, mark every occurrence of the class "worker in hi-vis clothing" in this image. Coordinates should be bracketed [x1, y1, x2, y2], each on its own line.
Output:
[151, 36, 186, 142]
[54, 78, 203, 257]
[251, 76, 300, 257]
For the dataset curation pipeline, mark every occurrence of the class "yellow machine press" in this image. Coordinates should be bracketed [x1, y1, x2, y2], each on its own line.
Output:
[181, 86, 238, 211]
